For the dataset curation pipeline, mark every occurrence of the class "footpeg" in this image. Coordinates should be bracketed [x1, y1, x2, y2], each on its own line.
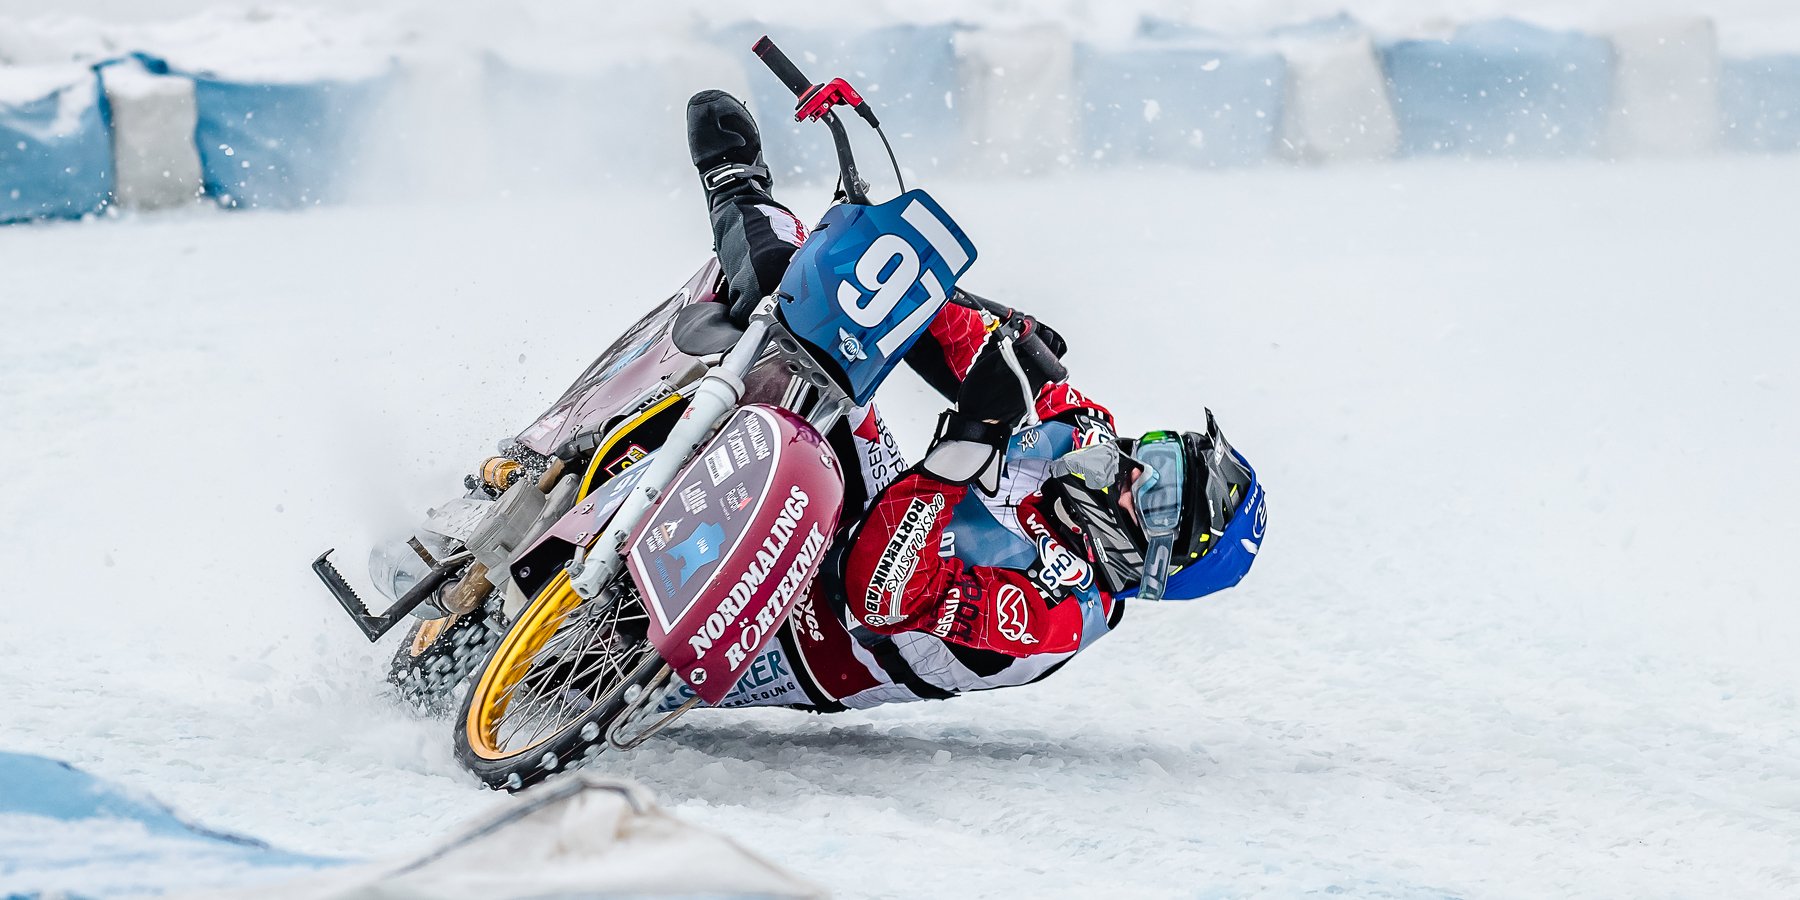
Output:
[313, 549, 464, 642]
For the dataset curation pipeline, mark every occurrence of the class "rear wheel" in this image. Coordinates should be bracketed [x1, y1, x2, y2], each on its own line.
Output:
[453, 570, 664, 791]
[387, 599, 503, 712]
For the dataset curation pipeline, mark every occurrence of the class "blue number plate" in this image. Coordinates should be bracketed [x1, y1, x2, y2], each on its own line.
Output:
[776, 189, 978, 405]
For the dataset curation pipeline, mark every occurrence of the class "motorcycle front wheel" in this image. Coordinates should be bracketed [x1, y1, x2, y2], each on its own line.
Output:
[453, 570, 664, 791]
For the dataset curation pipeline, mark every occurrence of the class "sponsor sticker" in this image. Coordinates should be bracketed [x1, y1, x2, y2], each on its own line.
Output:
[1033, 534, 1094, 593]
[663, 648, 801, 711]
[727, 433, 752, 468]
[603, 444, 647, 477]
[745, 416, 771, 460]
[704, 447, 735, 486]
[687, 486, 824, 670]
[722, 483, 755, 519]
[652, 522, 724, 593]
[680, 482, 708, 515]
[645, 520, 679, 552]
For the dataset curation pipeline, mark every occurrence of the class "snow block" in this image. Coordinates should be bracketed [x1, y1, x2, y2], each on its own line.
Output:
[1721, 55, 1800, 153]
[1606, 18, 1721, 157]
[101, 58, 205, 209]
[0, 751, 331, 898]
[0, 753, 824, 899]
[712, 23, 962, 184]
[0, 70, 113, 224]
[1382, 20, 1616, 158]
[1076, 41, 1285, 168]
[954, 26, 1078, 175]
[192, 72, 389, 208]
[1271, 26, 1400, 163]
[253, 774, 827, 899]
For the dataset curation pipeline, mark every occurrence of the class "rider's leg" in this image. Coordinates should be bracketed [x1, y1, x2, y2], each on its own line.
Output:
[687, 90, 807, 325]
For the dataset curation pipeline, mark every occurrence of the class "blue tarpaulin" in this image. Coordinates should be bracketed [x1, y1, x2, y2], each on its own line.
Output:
[192, 72, 388, 208]
[0, 72, 113, 224]
[1721, 55, 1800, 152]
[1077, 42, 1286, 168]
[0, 752, 332, 898]
[1382, 19, 1615, 157]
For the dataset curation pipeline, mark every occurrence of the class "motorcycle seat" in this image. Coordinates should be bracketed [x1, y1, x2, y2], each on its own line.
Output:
[670, 301, 747, 356]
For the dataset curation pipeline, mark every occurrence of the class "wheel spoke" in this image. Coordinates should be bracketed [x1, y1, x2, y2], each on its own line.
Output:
[483, 580, 654, 755]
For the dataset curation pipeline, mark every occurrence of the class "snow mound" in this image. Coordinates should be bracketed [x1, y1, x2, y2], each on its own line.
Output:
[0, 752, 824, 899]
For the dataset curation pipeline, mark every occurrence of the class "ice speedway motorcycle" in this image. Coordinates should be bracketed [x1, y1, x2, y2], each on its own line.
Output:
[312, 37, 1076, 791]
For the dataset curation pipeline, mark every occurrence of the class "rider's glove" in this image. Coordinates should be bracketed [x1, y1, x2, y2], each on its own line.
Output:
[1020, 315, 1067, 360]
[920, 331, 1053, 494]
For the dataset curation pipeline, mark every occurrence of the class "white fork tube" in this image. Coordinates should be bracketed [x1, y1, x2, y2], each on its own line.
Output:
[568, 319, 768, 599]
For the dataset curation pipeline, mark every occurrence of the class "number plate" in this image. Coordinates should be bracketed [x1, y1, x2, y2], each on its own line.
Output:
[776, 190, 978, 405]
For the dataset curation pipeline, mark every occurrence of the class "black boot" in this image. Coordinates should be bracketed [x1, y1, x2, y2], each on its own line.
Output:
[687, 90, 771, 196]
[687, 90, 799, 324]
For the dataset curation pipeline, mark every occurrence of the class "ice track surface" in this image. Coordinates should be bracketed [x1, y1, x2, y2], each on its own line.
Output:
[4, 161, 1800, 899]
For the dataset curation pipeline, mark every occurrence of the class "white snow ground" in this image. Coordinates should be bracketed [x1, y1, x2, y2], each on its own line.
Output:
[4, 160, 1800, 898]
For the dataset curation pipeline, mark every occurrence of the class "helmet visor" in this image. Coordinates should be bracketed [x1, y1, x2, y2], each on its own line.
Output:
[1132, 431, 1186, 600]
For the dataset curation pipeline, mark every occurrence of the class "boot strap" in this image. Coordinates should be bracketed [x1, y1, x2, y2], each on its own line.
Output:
[701, 162, 771, 192]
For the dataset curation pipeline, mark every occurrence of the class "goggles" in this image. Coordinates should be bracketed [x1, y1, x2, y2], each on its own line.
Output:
[1131, 431, 1187, 600]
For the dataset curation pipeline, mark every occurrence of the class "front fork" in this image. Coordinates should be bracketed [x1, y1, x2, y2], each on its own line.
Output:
[568, 307, 774, 601]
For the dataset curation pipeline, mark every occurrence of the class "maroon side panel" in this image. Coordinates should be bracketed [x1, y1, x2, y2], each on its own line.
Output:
[626, 405, 845, 704]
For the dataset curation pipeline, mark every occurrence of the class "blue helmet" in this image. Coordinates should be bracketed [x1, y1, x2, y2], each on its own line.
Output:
[1042, 410, 1265, 601]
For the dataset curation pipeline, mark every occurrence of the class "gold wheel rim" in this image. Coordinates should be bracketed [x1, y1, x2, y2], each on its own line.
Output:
[464, 571, 585, 760]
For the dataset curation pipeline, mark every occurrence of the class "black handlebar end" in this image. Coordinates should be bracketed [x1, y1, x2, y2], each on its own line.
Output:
[752, 35, 814, 98]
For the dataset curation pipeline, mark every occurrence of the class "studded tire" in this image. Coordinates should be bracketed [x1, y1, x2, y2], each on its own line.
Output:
[386, 599, 504, 712]
[452, 572, 665, 792]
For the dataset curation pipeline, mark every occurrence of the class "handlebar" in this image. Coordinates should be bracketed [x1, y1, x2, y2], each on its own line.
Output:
[952, 289, 1070, 386]
[752, 36, 813, 98]
[750, 35, 870, 205]
[750, 37, 1064, 388]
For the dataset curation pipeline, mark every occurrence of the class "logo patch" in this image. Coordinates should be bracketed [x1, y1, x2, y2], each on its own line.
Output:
[644, 520, 679, 552]
[603, 444, 647, 477]
[994, 584, 1038, 645]
[1034, 534, 1094, 593]
[864, 493, 945, 619]
[655, 521, 724, 592]
[838, 328, 869, 361]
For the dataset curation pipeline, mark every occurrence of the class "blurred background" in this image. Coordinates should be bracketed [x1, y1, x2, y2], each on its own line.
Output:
[4, 3, 1799, 898]
[4, 0, 1800, 217]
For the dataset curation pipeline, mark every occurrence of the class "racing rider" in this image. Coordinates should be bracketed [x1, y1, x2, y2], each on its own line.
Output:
[683, 90, 1266, 710]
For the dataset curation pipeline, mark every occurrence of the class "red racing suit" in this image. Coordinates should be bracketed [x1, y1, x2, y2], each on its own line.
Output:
[768, 302, 1126, 711]
[677, 188, 1123, 712]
